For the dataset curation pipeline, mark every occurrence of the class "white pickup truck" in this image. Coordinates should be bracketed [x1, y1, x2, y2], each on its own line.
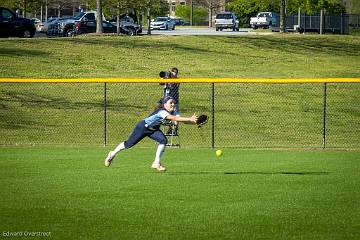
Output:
[215, 12, 239, 31]
[250, 12, 278, 29]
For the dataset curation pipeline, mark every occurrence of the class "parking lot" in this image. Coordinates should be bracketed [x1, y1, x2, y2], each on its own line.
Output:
[33, 27, 272, 37]
[150, 27, 258, 36]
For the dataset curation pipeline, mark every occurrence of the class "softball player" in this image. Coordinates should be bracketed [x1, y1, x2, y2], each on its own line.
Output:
[104, 96, 197, 171]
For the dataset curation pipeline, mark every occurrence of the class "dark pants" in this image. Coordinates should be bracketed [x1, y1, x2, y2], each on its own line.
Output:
[124, 120, 167, 149]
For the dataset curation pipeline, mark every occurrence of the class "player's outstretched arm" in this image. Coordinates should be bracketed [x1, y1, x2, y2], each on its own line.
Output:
[166, 113, 197, 124]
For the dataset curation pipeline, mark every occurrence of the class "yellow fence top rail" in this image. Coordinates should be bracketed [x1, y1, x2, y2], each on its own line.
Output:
[0, 78, 359, 83]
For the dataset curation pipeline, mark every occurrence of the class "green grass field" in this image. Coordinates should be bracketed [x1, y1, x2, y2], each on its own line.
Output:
[1, 34, 359, 239]
[1, 35, 360, 78]
[0, 148, 359, 239]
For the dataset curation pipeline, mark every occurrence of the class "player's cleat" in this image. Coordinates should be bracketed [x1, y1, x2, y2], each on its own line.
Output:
[151, 163, 166, 172]
[104, 152, 114, 167]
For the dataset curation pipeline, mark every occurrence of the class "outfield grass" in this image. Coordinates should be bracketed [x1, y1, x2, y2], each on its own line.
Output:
[0, 148, 359, 239]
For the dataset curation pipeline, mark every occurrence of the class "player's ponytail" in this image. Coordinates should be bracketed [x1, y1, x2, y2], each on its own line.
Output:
[155, 98, 164, 111]
[155, 102, 164, 111]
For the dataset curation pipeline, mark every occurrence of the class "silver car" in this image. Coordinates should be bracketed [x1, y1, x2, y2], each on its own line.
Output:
[150, 17, 175, 30]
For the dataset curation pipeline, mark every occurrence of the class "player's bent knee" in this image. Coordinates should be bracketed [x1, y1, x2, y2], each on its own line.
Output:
[159, 138, 167, 145]
[124, 141, 135, 149]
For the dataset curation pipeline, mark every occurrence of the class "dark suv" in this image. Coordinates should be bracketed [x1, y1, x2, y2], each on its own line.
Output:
[0, 7, 36, 38]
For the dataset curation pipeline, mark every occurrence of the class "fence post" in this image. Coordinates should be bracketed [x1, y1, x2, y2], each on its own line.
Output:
[322, 83, 327, 149]
[104, 82, 107, 147]
[341, 13, 343, 35]
[211, 83, 215, 149]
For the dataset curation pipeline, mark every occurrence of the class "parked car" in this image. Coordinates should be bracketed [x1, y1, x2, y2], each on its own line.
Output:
[0, 7, 36, 38]
[74, 20, 134, 35]
[108, 14, 142, 35]
[45, 17, 72, 36]
[250, 12, 278, 29]
[36, 17, 58, 33]
[215, 12, 239, 31]
[151, 17, 175, 30]
[31, 18, 41, 25]
[31, 18, 44, 32]
[173, 18, 185, 26]
[47, 11, 105, 37]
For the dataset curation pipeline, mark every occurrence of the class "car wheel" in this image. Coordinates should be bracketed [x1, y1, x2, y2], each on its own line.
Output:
[172, 25, 175, 30]
[65, 29, 74, 37]
[126, 28, 135, 36]
[23, 29, 33, 38]
[216, 27, 219, 31]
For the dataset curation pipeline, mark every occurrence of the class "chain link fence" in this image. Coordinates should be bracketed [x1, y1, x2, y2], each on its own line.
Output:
[0, 82, 359, 148]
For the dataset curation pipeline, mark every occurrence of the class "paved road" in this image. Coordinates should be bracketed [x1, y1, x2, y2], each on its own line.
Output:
[149, 27, 273, 36]
[35, 27, 273, 38]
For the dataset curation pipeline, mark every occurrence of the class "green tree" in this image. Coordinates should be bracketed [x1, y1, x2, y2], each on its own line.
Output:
[175, 5, 208, 25]
[196, 0, 223, 27]
[104, 0, 167, 34]
[105, 0, 167, 21]
[96, 0, 103, 33]
[227, 0, 346, 26]
[0, 0, 23, 10]
[287, 0, 345, 14]
[227, 0, 279, 26]
[346, 0, 360, 14]
[0, 0, 42, 17]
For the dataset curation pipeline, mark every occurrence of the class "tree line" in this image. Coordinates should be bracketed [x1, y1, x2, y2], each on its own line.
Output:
[0, 0, 168, 20]
[1, 0, 358, 26]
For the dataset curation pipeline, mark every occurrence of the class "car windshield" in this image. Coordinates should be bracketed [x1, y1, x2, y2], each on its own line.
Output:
[216, 14, 232, 19]
[46, 18, 58, 23]
[259, 13, 270, 17]
[121, 16, 134, 23]
[155, 17, 168, 22]
[73, 12, 86, 20]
